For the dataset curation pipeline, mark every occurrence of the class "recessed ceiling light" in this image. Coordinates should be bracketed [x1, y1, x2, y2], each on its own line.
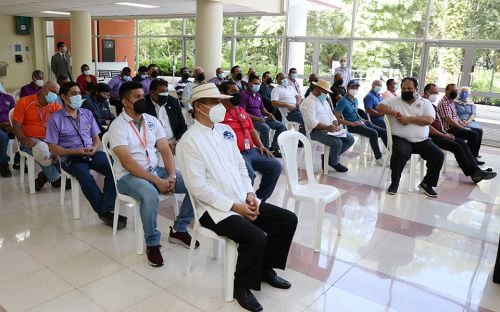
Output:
[115, 2, 159, 8]
[40, 10, 71, 15]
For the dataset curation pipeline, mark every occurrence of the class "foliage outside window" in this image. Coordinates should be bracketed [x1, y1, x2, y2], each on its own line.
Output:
[306, 2, 352, 37]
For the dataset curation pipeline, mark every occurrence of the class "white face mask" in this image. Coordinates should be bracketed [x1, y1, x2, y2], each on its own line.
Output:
[348, 89, 358, 97]
[35, 79, 44, 87]
[201, 103, 226, 123]
[428, 94, 438, 103]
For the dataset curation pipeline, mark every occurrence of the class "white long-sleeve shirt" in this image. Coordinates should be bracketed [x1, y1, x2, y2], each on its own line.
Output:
[301, 94, 337, 133]
[176, 120, 255, 223]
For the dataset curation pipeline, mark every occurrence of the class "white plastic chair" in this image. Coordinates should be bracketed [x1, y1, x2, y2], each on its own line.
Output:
[185, 194, 237, 302]
[378, 115, 424, 191]
[278, 131, 342, 252]
[303, 123, 330, 174]
[60, 169, 80, 220]
[9, 109, 36, 193]
[102, 133, 179, 254]
[13, 90, 21, 101]
[7, 138, 16, 166]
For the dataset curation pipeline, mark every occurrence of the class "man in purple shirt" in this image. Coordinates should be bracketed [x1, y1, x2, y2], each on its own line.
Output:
[0, 83, 15, 177]
[45, 82, 122, 229]
[108, 67, 132, 116]
[207, 67, 226, 86]
[141, 64, 159, 95]
[20, 70, 44, 98]
[240, 75, 286, 156]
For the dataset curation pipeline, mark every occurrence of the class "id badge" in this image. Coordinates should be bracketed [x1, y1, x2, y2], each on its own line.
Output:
[244, 138, 251, 150]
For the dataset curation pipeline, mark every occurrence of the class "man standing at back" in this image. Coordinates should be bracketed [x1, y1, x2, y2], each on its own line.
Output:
[182, 67, 206, 112]
[51, 42, 72, 81]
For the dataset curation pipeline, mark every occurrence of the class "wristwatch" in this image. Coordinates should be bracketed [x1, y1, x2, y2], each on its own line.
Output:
[168, 175, 177, 181]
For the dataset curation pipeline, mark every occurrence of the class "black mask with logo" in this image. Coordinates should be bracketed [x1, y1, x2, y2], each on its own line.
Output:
[133, 98, 148, 114]
[401, 91, 415, 101]
[230, 93, 240, 106]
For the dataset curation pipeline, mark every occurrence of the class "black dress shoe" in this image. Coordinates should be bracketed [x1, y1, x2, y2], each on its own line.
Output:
[99, 212, 127, 230]
[233, 287, 263, 312]
[262, 269, 292, 289]
[35, 172, 48, 191]
[476, 159, 485, 165]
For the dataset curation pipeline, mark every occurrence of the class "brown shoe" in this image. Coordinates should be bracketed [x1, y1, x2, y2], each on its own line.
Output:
[146, 245, 163, 267]
[35, 172, 47, 191]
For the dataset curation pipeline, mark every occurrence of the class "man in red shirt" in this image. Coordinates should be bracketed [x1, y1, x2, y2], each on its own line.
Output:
[220, 81, 282, 201]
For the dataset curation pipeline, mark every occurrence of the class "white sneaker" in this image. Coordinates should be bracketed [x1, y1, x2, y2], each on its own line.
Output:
[375, 158, 384, 166]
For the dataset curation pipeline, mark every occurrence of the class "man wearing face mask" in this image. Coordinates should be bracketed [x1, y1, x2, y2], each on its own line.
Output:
[335, 79, 387, 165]
[108, 67, 132, 116]
[271, 73, 306, 135]
[51, 41, 72, 81]
[304, 73, 318, 98]
[302, 80, 355, 172]
[240, 75, 286, 157]
[107, 81, 197, 267]
[287, 68, 303, 99]
[377, 77, 444, 197]
[20, 70, 45, 98]
[208, 67, 226, 86]
[182, 67, 206, 113]
[220, 81, 282, 201]
[334, 57, 351, 88]
[177, 83, 297, 312]
[423, 83, 496, 183]
[12, 81, 65, 191]
[382, 79, 399, 100]
[437, 83, 483, 159]
[229, 65, 248, 91]
[330, 73, 346, 109]
[363, 80, 386, 129]
[133, 66, 148, 82]
[45, 82, 121, 227]
[141, 64, 160, 95]
[259, 71, 280, 121]
[82, 83, 115, 134]
[175, 67, 191, 99]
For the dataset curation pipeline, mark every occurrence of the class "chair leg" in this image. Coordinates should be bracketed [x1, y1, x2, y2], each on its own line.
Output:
[281, 189, 289, 210]
[185, 226, 199, 276]
[135, 204, 144, 255]
[60, 172, 66, 206]
[212, 239, 221, 260]
[294, 200, 300, 215]
[323, 146, 330, 174]
[409, 156, 416, 192]
[112, 200, 120, 236]
[224, 239, 237, 302]
[71, 177, 80, 220]
[314, 201, 326, 253]
[27, 158, 35, 194]
[20, 156, 25, 184]
[336, 197, 342, 236]
[172, 194, 179, 217]
[442, 152, 447, 174]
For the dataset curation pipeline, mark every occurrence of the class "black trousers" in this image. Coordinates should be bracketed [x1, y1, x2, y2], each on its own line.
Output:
[448, 127, 482, 157]
[494, 235, 500, 284]
[430, 135, 478, 176]
[199, 203, 297, 291]
[390, 136, 444, 187]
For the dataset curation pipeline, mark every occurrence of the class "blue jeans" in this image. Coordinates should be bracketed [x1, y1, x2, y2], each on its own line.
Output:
[0, 129, 9, 164]
[347, 123, 387, 159]
[20, 143, 60, 182]
[285, 109, 306, 136]
[117, 168, 193, 246]
[252, 119, 287, 150]
[310, 130, 355, 166]
[61, 151, 116, 215]
[242, 148, 282, 201]
[371, 117, 386, 129]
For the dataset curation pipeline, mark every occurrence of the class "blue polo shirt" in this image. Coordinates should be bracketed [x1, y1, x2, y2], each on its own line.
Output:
[335, 95, 360, 122]
[45, 107, 100, 160]
[363, 90, 383, 123]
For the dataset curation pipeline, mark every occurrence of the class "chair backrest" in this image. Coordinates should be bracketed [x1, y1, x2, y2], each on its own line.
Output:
[13, 90, 21, 101]
[383, 114, 393, 153]
[8, 108, 22, 150]
[101, 133, 122, 194]
[278, 130, 316, 192]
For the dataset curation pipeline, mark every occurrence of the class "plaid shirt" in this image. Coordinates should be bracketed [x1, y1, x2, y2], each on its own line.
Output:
[436, 96, 459, 131]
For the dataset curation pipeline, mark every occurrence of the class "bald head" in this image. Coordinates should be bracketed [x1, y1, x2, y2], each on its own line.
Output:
[38, 81, 60, 105]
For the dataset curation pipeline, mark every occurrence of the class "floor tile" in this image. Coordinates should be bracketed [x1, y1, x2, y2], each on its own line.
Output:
[25, 290, 106, 312]
[123, 290, 202, 312]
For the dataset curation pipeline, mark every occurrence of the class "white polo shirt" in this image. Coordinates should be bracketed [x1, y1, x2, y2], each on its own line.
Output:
[301, 94, 336, 133]
[271, 85, 298, 120]
[107, 111, 166, 180]
[381, 96, 434, 143]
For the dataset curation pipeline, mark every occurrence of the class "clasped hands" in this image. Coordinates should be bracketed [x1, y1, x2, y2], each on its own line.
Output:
[231, 193, 260, 221]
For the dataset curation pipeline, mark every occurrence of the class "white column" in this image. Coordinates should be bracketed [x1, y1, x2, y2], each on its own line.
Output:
[195, 0, 223, 76]
[286, 0, 307, 75]
[70, 11, 92, 80]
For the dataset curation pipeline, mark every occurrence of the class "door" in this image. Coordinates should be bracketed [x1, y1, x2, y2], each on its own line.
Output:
[102, 39, 115, 62]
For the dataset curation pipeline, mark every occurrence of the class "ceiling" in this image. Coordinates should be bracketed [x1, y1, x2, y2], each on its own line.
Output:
[0, 0, 279, 18]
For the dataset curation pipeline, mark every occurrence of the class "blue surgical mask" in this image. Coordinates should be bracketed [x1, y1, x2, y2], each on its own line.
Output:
[123, 75, 132, 81]
[459, 92, 468, 100]
[374, 86, 382, 94]
[217, 73, 226, 79]
[317, 93, 328, 103]
[83, 70, 90, 76]
[45, 91, 58, 103]
[290, 73, 297, 80]
[281, 78, 289, 87]
[252, 84, 261, 93]
[69, 94, 83, 109]
[0, 82, 5, 94]
[140, 74, 147, 80]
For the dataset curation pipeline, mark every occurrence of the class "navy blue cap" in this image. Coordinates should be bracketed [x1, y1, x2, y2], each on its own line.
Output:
[347, 79, 360, 88]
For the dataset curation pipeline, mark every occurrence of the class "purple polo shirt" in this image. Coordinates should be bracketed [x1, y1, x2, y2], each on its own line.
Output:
[108, 75, 127, 99]
[240, 90, 264, 118]
[0, 93, 16, 123]
[141, 77, 152, 95]
[45, 107, 100, 160]
[20, 83, 42, 98]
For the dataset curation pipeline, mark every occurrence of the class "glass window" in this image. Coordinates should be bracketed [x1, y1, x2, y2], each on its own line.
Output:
[236, 16, 285, 36]
[305, 1, 352, 37]
[138, 37, 182, 75]
[223, 17, 234, 37]
[235, 38, 284, 76]
[429, 0, 500, 40]
[318, 42, 349, 77]
[185, 38, 195, 69]
[354, 0, 426, 38]
[138, 18, 183, 36]
[425, 46, 465, 88]
[185, 18, 196, 35]
[222, 39, 233, 71]
[471, 49, 499, 93]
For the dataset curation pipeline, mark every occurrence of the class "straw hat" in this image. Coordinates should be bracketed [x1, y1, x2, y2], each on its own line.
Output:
[185, 83, 232, 103]
[311, 79, 332, 93]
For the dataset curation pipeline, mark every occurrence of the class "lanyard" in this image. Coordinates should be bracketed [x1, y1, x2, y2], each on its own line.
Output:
[127, 118, 152, 169]
[67, 114, 87, 147]
[37, 105, 51, 126]
[229, 109, 250, 140]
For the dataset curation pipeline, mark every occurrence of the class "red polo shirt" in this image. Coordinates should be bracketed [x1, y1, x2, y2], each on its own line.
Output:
[222, 106, 255, 152]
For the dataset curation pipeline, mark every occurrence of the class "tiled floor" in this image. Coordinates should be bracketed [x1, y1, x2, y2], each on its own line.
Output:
[0, 143, 499, 312]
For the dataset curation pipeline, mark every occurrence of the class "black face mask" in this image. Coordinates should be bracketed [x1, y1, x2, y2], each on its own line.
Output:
[266, 78, 273, 85]
[401, 91, 415, 101]
[157, 94, 169, 105]
[335, 79, 343, 86]
[235, 73, 243, 80]
[181, 73, 190, 80]
[132, 98, 148, 114]
[151, 71, 159, 78]
[449, 91, 458, 99]
[230, 93, 240, 106]
[197, 73, 205, 82]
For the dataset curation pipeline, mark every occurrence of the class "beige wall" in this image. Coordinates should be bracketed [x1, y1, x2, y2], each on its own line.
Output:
[0, 15, 41, 92]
